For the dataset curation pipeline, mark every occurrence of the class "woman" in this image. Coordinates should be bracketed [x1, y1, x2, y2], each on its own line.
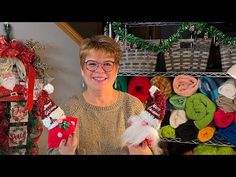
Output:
[48, 35, 152, 155]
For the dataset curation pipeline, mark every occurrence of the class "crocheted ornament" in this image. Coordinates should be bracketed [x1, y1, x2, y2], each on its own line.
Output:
[122, 85, 166, 154]
[34, 84, 78, 148]
[48, 117, 77, 148]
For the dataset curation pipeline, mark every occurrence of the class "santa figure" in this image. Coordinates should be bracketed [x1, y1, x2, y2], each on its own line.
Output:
[122, 85, 166, 154]
[34, 84, 78, 148]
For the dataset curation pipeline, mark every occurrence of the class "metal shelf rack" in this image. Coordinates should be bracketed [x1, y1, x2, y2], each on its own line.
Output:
[161, 133, 235, 147]
[117, 22, 235, 149]
[118, 71, 231, 78]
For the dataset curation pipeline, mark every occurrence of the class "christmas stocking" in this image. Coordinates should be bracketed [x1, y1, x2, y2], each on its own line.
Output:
[35, 84, 78, 148]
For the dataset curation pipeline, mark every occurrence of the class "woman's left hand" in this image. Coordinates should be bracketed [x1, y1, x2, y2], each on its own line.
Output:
[58, 133, 78, 155]
[128, 142, 153, 155]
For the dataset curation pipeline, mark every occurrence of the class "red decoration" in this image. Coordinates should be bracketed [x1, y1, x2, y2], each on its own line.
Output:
[146, 89, 166, 121]
[8, 126, 27, 147]
[48, 117, 78, 148]
[0, 36, 36, 112]
[34, 90, 57, 120]
[128, 76, 151, 103]
[0, 85, 26, 102]
[0, 34, 45, 154]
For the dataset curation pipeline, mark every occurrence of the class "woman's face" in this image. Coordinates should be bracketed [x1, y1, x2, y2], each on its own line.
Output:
[81, 50, 118, 92]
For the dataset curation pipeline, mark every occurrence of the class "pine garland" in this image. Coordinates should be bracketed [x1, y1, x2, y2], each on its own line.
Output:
[0, 102, 42, 155]
[112, 22, 236, 53]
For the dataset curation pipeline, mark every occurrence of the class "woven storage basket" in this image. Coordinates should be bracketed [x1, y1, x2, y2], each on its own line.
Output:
[164, 38, 212, 72]
[220, 44, 236, 71]
[119, 40, 159, 72]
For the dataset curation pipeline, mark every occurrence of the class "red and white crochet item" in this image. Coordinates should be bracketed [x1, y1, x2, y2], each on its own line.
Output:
[122, 85, 166, 154]
[35, 84, 78, 148]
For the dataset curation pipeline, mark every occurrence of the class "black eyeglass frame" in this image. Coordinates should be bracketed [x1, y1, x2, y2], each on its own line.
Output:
[84, 60, 117, 72]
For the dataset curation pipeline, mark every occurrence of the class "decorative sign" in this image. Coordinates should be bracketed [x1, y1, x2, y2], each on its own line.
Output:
[10, 102, 28, 123]
[8, 126, 27, 147]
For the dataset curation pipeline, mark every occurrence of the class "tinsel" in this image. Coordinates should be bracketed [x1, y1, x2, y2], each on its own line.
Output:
[112, 22, 236, 53]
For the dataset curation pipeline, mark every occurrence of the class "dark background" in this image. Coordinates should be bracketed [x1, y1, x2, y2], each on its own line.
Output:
[68, 22, 236, 39]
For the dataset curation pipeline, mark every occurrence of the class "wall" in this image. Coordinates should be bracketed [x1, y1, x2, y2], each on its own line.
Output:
[0, 22, 82, 154]
[68, 22, 103, 38]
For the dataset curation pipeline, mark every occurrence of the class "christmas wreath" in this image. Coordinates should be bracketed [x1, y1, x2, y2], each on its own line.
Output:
[0, 23, 49, 154]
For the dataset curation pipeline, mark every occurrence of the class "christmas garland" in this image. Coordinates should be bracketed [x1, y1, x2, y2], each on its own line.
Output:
[0, 103, 42, 155]
[112, 22, 236, 53]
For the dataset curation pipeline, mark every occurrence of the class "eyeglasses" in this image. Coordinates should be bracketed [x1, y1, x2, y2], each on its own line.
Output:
[84, 60, 116, 72]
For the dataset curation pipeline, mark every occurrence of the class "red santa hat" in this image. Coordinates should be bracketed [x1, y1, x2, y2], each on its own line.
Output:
[122, 85, 166, 154]
[35, 87, 65, 130]
[35, 84, 78, 148]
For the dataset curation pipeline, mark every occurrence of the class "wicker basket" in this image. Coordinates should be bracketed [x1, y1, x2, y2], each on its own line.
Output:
[119, 40, 159, 72]
[220, 44, 236, 71]
[164, 38, 212, 72]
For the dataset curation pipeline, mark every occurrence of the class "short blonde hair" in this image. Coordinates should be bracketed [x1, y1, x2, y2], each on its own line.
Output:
[79, 35, 121, 66]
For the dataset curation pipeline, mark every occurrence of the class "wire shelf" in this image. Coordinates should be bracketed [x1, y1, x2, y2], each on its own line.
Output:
[161, 133, 235, 147]
[118, 71, 231, 78]
[121, 22, 224, 28]
[122, 22, 183, 27]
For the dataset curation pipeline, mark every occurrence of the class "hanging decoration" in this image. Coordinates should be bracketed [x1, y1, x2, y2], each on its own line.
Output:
[112, 22, 236, 53]
[0, 23, 51, 155]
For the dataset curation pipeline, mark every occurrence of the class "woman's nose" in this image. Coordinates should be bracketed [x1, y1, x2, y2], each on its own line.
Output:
[95, 64, 105, 73]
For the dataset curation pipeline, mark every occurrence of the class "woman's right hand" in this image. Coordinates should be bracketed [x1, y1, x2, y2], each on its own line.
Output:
[58, 133, 78, 155]
[128, 141, 153, 155]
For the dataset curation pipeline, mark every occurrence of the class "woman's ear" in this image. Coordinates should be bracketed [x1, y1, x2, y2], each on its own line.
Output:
[80, 68, 84, 77]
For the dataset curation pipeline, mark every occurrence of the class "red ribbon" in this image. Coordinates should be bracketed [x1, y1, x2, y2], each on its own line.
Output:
[25, 65, 35, 111]
[0, 36, 36, 112]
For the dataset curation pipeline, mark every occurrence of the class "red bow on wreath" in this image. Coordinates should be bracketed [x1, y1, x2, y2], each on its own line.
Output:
[0, 36, 36, 112]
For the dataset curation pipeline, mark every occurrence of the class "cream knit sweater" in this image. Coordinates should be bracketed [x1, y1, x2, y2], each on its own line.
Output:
[48, 91, 144, 155]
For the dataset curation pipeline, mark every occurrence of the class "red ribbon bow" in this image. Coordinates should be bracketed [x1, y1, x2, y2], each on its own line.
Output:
[0, 36, 36, 112]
